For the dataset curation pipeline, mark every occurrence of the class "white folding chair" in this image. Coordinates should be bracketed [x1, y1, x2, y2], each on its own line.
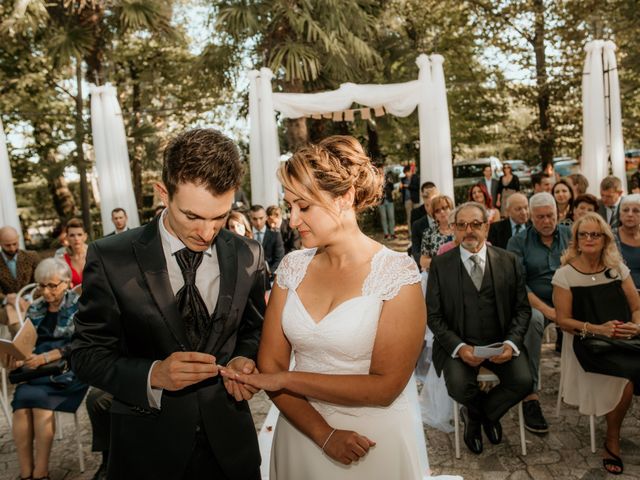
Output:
[14, 282, 86, 471]
[452, 371, 526, 459]
[555, 341, 596, 453]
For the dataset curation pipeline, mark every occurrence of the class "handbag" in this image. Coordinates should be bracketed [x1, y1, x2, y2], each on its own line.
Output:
[8, 359, 68, 385]
[579, 336, 640, 355]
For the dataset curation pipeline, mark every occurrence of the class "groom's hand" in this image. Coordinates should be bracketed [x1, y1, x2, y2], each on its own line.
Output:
[220, 357, 259, 401]
[150, 352, 218, 391]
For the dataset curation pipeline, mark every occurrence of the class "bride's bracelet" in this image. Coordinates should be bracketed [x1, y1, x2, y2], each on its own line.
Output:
[580, 322, 590, 339]
[321, 428, 337, 453]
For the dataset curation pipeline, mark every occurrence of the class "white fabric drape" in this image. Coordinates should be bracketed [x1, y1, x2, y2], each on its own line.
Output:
[0, 118, 24, 247]
[582, 40, 626, 195]
[90, 84, 140, 233]
[249, 55, 454, 205]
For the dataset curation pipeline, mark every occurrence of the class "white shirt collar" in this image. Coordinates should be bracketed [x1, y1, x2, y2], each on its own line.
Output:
[460, 242, 487, 265]
[158, 209, 213, 257]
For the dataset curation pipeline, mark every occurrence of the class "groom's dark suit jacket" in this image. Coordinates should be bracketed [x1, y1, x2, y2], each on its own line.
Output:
[71, 217, 266, 480]
[427, 245, 530, 376]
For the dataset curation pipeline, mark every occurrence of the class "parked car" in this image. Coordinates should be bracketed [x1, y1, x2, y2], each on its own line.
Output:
[532, 156, 580, 178]
[452, 157, 503, 204]
[503, 159, 532, 184]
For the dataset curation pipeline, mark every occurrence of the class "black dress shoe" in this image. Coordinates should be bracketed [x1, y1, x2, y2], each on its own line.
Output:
[460, 406, 483, 454]
[482, 419, 502, 444]
[523, 399, 549, 433]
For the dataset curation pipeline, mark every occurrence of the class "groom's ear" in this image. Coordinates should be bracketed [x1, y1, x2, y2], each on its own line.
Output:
[154, 182, 170, 206]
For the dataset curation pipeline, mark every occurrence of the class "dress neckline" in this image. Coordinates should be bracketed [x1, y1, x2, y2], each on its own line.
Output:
[294, 246, 387, 325]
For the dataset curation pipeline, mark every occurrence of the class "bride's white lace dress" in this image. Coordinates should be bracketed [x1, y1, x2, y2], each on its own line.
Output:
[270, 246, 431, 479]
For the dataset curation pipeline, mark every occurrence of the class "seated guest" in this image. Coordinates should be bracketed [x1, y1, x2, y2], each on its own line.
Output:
[249, 204, 284, 275]
[420, 195, 454, 272]
[573, 194, 599, 221]
[0, 226, 40, 335]
[428, 202, 532, 454]
[410, 181, 438, 226]
[267, 205, 300, 253]
[553, 212, 640, 475]
[8, 258, 89, 480]
[488, 193, 529, 249]
[469, 184, 500, 223]
[226, 210, 253, 239]
[507, 192, 571, 433]
[56, 219, 88, 288]
[552, 179, 575, 225]
[567, 173, 589, 198]
[410, 182, 439, 265]
[532, 173, 555, 194]
[598, 175, 624, 228]
[614, 194, 640, 289]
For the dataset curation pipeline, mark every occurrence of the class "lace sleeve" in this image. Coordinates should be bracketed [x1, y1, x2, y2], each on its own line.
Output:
[275, 248, 316, 290]
[364, 250, 422, 301]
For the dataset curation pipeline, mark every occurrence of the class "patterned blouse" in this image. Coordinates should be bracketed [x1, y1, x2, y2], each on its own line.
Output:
[420, 225, 454, 258]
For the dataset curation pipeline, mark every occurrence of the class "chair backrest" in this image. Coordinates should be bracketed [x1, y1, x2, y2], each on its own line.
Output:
[14, 283, 38, 327]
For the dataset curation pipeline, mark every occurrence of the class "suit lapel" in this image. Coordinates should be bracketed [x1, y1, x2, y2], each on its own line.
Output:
[204, 230, 238, 354]
[487, 247, 507, 329]
[132, 218, 190, 350]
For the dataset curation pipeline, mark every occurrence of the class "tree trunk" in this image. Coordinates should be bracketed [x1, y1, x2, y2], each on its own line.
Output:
[75, 56, 93, 239]
[533, 0, 554, 166]
[49, 176, 79, 222]
[366, 121, 382, 163]
[129, 62, 144, 211]
[284, 79, 308, 150]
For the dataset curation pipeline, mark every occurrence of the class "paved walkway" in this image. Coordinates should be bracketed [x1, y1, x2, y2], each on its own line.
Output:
[2, 230, 639, 479]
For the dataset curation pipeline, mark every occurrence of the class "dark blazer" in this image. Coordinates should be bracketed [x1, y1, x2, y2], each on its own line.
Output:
[487, 218, 526, 250]
[597, 200, 621, 229]
[410, 205, 427, 227]
[426, 246, 531, 376]
[280, 219, 300, 254]
[410, 215, 435, 265]
[262, 228, 285, 273]
[71, 218, 265, 480]
[0, 249, 39, 303]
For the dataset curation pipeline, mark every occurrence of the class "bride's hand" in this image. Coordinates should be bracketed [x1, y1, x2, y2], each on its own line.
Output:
[323, 429, 376, 465]
[219, 369, 287, 392]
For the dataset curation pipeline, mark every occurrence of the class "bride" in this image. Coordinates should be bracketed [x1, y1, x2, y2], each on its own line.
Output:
[222, 136, 431, 479]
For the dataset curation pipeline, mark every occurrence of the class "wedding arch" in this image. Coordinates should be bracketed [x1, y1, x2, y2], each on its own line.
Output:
[248, 54, 454, 207]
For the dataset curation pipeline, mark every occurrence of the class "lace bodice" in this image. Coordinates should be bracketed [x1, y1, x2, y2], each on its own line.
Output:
[275, 247, 421, 416]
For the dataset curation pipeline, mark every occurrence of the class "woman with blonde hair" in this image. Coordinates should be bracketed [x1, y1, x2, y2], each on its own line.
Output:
[552, 212, 640, 475]
[220, 135, 438, 479]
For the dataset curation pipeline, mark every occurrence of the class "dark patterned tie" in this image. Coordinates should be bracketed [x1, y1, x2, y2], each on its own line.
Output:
[174, 248, 211, 351]
[469, 255, 483, 291]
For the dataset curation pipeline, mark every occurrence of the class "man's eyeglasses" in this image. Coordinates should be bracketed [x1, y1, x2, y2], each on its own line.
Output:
[38, 281, 65, 291]
[577, 231, 604, 240]
[454, 221, 486, 231]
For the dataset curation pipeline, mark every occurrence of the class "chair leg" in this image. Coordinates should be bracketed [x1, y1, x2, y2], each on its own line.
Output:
[452, 400, 461, 459]
[518, 402, 527, 456]
[0, 369, 11, 427]
[556, 366, 564, 418]
[74, 412, 85, 472]
[589, 415, 596, 454]
[55, 412, 63, 440]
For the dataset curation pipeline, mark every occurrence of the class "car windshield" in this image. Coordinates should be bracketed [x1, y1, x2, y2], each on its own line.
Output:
[454, 164, 487, 178]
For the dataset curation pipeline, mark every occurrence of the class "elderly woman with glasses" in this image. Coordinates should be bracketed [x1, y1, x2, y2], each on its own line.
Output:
[8, 258, 88, 480]
[553, 213, 640, 475]
[614, 194, 640, 289]
[420, 195, 454, 271]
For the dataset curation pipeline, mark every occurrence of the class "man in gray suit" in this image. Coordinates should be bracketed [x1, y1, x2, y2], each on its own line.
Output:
[481, 165, 499, 205]
[72, 129, 265, 480]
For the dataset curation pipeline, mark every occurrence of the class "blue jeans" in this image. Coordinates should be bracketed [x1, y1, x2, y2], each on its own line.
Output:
[378, 201, 395, 236]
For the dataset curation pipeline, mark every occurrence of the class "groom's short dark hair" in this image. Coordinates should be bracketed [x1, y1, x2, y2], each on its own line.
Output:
[162, 128, 244, 198]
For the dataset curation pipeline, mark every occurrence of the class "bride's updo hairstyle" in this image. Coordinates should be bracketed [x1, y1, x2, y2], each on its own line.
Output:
[278, 135, 383, 213]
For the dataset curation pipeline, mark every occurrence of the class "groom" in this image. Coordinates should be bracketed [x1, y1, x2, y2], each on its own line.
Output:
[427, 201, 532, 455]
[71, 129, 266, 479]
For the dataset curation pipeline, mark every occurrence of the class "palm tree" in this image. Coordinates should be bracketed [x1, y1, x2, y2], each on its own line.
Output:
[214, 0, 383, 149]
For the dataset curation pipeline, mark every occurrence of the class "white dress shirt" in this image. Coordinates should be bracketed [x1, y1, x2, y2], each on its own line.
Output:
[451, 243, 520, 358]
[147, 211, 221, 409]
[484, 178, 494, 199]
[253, 226, 267, 244]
